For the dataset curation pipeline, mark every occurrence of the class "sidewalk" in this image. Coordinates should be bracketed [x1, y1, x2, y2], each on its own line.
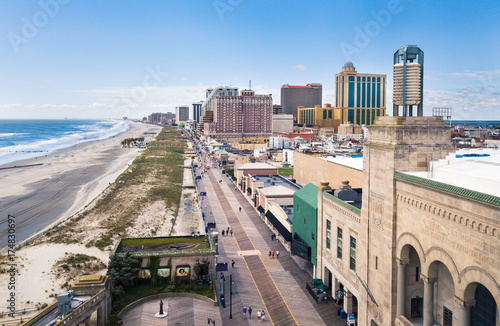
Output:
[201, 166, 327, 326]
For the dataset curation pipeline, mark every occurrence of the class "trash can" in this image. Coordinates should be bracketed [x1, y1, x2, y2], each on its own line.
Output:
[340, 309, 346, 319]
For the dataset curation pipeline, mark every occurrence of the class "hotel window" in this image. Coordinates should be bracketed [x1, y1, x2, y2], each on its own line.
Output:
[326, 220, 331, 249]
[350, 236, 356, 271]
[337, 227, 343, 260]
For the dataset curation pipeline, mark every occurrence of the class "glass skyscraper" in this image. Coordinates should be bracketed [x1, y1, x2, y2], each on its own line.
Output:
[335, 61, 386, 125]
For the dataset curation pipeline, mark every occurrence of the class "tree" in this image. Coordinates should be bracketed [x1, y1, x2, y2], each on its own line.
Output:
[148, 256, 160, 286]
[107, 253, 142, 288]
[106, 314, 123, 326]
[193, 258, 210, 281]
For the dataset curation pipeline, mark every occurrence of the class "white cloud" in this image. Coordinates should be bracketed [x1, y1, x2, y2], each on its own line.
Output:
[424, 87, 499, 120]
[294, 64, 307, 71]
[435, 70, 500, 81]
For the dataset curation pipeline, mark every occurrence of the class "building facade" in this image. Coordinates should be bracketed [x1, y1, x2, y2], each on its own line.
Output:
[292, 183, 319, 265]
[393, 45, 424, 117]
[192, 102, 203, 123]
[205, 90, 272, 140]
[297, 104, 341, 130]
[272, 114, 294, 134]
[201, 86, 239, 114]
[335, 61, 386, 125]
[281, 83, 322, 120]
[316, 116, 499, 326]
[148, 112, 175, 124]
[175, 105, 189, 123]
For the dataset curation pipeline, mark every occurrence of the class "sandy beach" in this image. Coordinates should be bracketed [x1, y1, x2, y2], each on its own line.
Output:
[0, 121, 162, 250]
[0, 123, 205, 317]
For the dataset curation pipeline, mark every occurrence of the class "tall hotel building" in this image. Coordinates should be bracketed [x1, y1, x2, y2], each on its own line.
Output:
[175, 105, 189, 123]
[192, 102, 203, 124]
[198, 86, 238, 132]
[201, 86, 239, 114]
[281, 83, 322, 120]
[393, 45, 424, 117]
[205, 90, 272, 140]
[335, 61, 386, 125]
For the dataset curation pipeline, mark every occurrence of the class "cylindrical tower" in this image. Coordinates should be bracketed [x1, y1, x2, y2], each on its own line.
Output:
[392, 45, 424, 117]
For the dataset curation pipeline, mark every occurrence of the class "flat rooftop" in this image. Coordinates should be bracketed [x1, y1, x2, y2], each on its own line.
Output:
[252, 174, 300, 191]
[321, 155, 363, 171]
[406, 148, 500, 197]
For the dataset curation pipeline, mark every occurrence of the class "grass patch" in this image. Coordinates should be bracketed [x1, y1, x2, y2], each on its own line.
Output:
[36, 126, 187, 250]
[278, 168, 294, 177]
[53, 253, 106, 284]
[120, 237, 207, 247]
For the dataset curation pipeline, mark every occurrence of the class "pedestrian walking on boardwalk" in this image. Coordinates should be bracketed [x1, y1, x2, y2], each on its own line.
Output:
[239, 206, 242, 212]
[230, 229, 233, 236]
[257, 310, 262, 321]
[222, 230, 225, 236]
[248, 307, 253, 319]
[242, 306, 247, 319]
[231, 260, 235, 268]
[261, 310, 266, 322]
[272, 251, 275, 258]
[269, 251, 271, 258]
[276, 250, 280, 258]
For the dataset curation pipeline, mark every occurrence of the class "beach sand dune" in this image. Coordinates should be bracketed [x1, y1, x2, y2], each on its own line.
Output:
[0, 121, 162, 250]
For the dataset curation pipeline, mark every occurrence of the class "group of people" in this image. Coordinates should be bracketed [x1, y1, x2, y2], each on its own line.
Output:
[221, 227, 233, 236]
[242, 306, 266, 322]
[268, 250, 280, 258]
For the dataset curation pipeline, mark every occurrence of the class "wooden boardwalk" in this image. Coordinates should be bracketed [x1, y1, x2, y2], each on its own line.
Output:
[209, 173, 298, 326]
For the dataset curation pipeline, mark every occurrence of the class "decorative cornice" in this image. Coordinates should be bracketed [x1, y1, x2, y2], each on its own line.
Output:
[395, 172, 500, 206]
[323, 191, 361, 215]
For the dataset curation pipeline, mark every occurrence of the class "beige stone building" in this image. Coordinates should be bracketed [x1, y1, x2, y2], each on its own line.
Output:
[316, 117, 499, 326]
[293, 151, 363, 188]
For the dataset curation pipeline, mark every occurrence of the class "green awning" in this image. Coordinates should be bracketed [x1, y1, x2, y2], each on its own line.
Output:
[312, 279, 323, 285]
[316, 284, 331, 291]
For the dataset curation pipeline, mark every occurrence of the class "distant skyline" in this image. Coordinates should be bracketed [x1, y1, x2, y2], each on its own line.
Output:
[1, 0, 499, 120]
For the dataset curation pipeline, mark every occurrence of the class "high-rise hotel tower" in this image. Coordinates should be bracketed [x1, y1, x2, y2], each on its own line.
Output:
[393, 45, 424, 117]
[335, 61, 386, 125]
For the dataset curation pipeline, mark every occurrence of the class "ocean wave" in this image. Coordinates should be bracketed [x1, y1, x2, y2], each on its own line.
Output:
[0, 119, 129, 166]
[0, 133, 28, 138]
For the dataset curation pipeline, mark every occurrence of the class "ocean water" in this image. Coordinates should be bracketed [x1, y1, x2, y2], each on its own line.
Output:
[0, 119, 129, 166]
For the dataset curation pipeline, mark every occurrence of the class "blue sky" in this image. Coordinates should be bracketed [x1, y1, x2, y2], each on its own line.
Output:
[0, 0, 498, 120]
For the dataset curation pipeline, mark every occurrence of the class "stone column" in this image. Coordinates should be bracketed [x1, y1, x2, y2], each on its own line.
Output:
[344, 290, 353, 314]
[422, 276, 436, 326]
[454, 297, 475, 326]
[397, 259, 410, 318]
[97, 305, 106, 326]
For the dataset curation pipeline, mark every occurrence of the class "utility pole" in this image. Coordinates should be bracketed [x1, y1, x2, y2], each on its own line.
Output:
[229, 274, 233, 319]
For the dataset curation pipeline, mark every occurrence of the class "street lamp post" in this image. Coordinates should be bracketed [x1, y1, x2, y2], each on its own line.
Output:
[229, 274, 233, 319]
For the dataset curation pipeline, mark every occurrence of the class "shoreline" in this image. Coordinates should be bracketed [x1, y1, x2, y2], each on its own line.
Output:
[0, 121, 163, 251]
[0, 119, 130, 168]
[0, 124, 195, 315]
